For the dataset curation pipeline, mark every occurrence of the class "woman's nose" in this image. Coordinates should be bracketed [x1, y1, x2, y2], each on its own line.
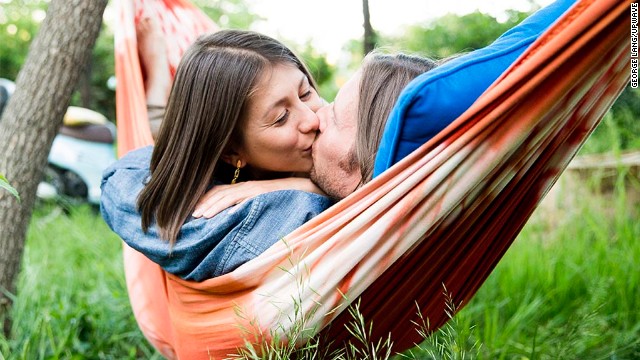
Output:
[299, 105, 320, 133]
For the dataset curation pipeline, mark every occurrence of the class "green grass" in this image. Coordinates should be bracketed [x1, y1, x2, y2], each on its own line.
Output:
[1, 109, 639, 359]
[0, 204, 160, 360]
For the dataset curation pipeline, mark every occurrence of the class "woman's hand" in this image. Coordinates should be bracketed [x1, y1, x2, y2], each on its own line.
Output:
[192, 178, 325, 219]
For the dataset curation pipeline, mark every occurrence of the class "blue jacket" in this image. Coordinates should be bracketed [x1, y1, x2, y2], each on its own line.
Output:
[100, 146, 333, 281]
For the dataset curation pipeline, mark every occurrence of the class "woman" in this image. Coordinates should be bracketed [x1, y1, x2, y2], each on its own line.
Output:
[138, 28, 328, 239]
[102, 27, 332, 280]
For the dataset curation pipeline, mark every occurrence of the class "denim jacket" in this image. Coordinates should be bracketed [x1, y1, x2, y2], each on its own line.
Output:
[100, 146, 333, 281]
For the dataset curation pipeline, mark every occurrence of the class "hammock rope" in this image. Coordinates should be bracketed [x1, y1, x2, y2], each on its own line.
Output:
[113, 0, 632, 357]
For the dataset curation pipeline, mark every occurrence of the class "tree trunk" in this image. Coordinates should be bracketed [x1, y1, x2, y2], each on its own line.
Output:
[0, 0, 108, 335]
[362, 0, 376, 55]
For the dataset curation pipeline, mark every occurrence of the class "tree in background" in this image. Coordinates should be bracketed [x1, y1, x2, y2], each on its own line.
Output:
[0, 0, 108, 334]
[362, 0, 376, 55]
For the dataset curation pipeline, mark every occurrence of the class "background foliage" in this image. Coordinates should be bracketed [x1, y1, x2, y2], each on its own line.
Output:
[1, 0, 637, 145]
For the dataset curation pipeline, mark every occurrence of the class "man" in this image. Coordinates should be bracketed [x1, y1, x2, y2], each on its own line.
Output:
[309, 69, 362, 199]
[311, 53, 436, 199]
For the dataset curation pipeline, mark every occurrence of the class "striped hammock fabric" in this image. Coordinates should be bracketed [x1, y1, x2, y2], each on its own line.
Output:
[113, 0, 632, 358]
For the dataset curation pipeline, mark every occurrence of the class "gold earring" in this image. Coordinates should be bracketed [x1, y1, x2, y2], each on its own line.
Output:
[231, 160, 241, 184]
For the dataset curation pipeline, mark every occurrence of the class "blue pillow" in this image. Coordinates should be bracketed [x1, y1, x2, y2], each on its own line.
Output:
[373, 0, 577, 177]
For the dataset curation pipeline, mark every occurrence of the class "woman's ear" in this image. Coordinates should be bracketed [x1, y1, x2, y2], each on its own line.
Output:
[221, 148, 244, 168]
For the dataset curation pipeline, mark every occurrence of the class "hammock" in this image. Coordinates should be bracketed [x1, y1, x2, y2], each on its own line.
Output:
[113, 0, 632, 358]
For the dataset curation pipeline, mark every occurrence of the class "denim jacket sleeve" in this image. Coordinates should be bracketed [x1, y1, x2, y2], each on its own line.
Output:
[100, 146, 333, 281]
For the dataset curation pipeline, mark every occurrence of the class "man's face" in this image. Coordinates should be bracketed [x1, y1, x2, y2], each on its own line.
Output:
[310, 71, 362, 199]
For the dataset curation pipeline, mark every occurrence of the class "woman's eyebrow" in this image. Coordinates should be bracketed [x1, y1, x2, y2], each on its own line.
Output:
[298, 74, 309, 89]
[260, 74, 309, 125]
[268, 75, 307, 112]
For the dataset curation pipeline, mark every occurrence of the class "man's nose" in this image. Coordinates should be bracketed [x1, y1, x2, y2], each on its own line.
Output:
[307, 97, 327, 113]
[315, 104, 330, 133]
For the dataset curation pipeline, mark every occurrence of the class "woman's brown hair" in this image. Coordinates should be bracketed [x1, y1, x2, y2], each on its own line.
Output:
[355, 52, 438, 183]
[137, 30, 317, 245]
